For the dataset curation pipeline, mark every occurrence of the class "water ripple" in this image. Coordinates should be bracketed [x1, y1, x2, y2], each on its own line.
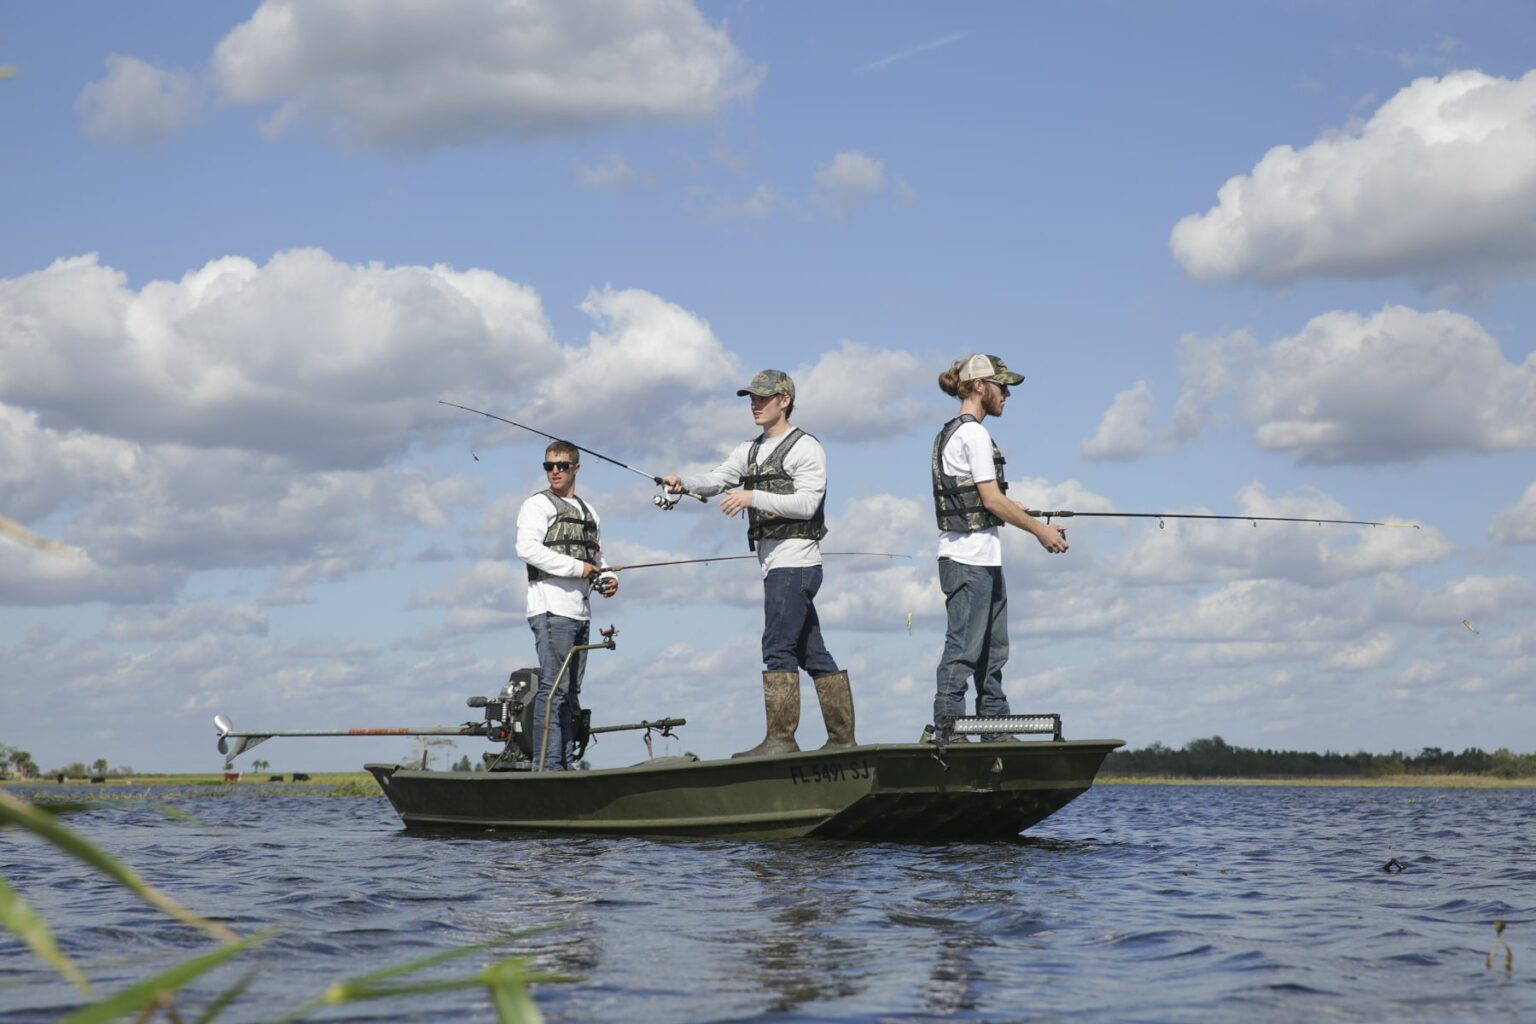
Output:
[2, 783, 1535, 1023]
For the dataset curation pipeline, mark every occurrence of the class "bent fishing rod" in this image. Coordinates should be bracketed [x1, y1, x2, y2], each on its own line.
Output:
[439, 400, 707, 509]
[1023, 509, 1419, 529]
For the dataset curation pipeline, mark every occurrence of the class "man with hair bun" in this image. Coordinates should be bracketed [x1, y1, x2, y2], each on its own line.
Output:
[931, 354, 1068, 738]
[515, 440, 618, 770]
[661, 369, 855, 758]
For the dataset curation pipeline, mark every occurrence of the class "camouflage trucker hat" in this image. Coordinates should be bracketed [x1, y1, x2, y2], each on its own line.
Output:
[736, 369, 796, 399]
[957, 353, 1024, 386]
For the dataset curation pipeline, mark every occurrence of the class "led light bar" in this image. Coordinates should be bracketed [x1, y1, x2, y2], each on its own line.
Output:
[947, 714, 1062, 741]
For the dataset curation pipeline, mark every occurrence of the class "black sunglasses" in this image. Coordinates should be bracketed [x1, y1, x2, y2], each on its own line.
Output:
[542, 461, 577, 472]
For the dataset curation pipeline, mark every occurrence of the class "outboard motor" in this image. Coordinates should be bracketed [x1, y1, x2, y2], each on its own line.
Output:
[467, 668, 540, 767]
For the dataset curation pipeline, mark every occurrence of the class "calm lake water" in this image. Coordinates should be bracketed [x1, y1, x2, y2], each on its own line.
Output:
[2, 782, 1533, 1023]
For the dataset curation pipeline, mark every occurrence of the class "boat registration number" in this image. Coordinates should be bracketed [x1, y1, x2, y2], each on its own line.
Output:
[789, 759, 871, 785]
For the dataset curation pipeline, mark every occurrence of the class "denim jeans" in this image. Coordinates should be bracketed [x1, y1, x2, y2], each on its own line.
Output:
[934, 558, 1010, 727]
[528, 612, 589, 770]
[762, 565, 839, 676]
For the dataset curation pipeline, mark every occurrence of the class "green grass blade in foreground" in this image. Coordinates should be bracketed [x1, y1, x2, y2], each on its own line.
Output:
[0, 790, 237, 943]
[56, 934, 266, 1024]
[312, 926, 557, 991]
[0, 875, 92, 994]
[191, 969, 258, 1024]
[275, 933, 571, 1024]
[286, 962, 563, 1024]
[487, 959, 550, 1024]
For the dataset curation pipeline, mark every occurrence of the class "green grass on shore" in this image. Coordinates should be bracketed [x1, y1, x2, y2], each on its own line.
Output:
[2, 771, 380, 791]
[1099, 773, 1536, 788]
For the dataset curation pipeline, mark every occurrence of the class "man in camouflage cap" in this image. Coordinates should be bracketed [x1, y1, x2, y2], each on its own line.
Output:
[662, 369, 854, 757]
[931, 354, 1067, 740]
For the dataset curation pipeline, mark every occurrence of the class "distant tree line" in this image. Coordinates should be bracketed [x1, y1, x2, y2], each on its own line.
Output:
[0, 743, 38, 778]
[1105, 736, 1536, 779]
[0, 743, 133, 780]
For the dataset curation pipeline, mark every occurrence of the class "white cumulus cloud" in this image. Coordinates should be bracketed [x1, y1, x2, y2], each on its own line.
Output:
[514, 284, 743, 464]
[1171, 69, 1536, 286]
[0, 249, 559, 469]
[1243, 307, 1536, 462]
[791, 340, 933, 442]
[1101, 306, 1536, 465]
[211, 0, 762, 150]
[77, 55, 199, 146]
[1081, 380, 1161, 460]
[813, 151, 888, 219]
[1488, 482, 1536, 544]
[2, 250, 764, 604]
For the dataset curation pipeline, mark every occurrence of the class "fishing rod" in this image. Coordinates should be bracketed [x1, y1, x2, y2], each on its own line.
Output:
[1024, 509, 1419, 529]
[439, 400, 708, 509]
[585, 552, 911, 597]
[603, 552, 912, 573]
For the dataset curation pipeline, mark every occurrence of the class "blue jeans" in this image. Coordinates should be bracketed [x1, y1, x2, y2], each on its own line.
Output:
[934, 558, 1010, 727]
[528, 613, 589, 770]
[762, 566, 839, 676]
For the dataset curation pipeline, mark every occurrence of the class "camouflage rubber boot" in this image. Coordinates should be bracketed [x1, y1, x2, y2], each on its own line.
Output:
[813, 671, 856, 749]
[733, 671, 801, 758]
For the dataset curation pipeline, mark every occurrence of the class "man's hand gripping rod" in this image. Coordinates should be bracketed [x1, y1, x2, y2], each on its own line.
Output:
[439, 401, 708, 510]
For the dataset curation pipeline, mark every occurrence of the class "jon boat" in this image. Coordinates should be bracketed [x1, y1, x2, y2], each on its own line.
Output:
[216, 631, 1122, 842]
[364, 735, 1120, 841]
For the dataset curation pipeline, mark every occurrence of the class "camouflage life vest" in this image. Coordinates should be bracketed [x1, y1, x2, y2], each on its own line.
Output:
[743, 428, 828, 552]
[526, 490, 600, 583]
[932, 414, 1007, 532]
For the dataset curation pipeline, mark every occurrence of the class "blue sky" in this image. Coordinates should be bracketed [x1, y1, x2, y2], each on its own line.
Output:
[3, 1, 1535, 773]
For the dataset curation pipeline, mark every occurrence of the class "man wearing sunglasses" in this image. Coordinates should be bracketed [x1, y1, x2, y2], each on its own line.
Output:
[515, 440, 618, 770]
[932, 354, 1068, 740]
[661, 369, 854, 758]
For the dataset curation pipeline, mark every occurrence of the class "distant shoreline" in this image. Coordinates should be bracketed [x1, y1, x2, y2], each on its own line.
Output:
[1098, 773, 1536, 789]
[4, 771, 1533, 791]
[0, 772, 374, 788]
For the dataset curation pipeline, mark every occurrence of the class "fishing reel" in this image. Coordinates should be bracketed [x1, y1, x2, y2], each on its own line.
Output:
[653, 483, 681, 511]
[651, 478, 708, 510]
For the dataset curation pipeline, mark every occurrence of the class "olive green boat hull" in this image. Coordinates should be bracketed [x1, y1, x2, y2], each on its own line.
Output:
[365, 739, 1123, 841]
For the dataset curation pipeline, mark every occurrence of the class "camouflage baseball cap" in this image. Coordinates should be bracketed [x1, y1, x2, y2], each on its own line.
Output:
[957, 353, 1024, 386]
[736, 369, 796, 399]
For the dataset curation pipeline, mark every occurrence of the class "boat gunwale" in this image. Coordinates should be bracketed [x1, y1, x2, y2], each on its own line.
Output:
[388, 805, 843, 831]
[366, 738, 1126, 782]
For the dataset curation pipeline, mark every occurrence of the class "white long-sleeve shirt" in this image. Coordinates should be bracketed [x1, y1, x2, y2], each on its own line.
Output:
[515, 491, 609, 620]
[682, 431, 827, 574]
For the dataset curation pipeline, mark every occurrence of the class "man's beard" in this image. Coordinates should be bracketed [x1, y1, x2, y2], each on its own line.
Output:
[984, 391, 1006, 416]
